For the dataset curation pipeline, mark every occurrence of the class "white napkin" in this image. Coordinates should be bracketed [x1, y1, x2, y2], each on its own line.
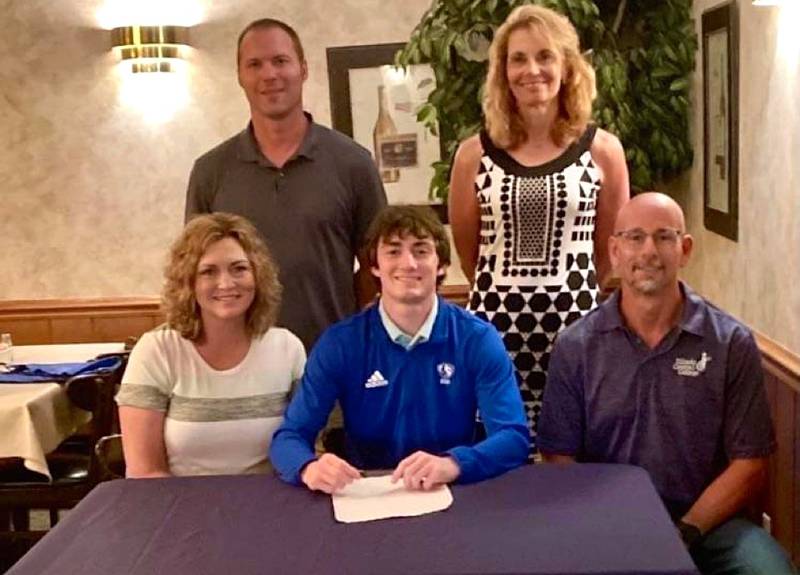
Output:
[332, 475, 453, 523]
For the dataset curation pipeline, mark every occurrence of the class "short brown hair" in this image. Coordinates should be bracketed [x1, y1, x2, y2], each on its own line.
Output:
[364, 205, 451, 286]
[236, 18, 305, 67]
[484, 5, 596, 149]
[162, 213, 282, 340]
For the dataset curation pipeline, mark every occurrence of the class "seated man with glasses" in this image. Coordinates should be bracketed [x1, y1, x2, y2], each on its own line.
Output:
[538, 193, 795, 575]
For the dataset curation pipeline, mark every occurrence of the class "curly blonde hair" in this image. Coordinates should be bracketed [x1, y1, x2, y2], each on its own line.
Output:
[483, 4, 596, 149]
[162, 213, 282, 341]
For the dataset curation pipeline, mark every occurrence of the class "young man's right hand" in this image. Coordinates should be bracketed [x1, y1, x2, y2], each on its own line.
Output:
[300, 453, 361, 494]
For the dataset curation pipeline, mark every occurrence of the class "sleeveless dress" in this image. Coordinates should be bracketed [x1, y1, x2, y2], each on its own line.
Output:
[468, 126, 602, 447]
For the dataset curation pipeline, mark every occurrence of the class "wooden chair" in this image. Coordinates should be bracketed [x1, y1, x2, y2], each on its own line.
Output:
[56, 351, 129, 453]
[95, 434, 126, 480]
[321, 427, 347, 458]
[0, 361, 123, 532]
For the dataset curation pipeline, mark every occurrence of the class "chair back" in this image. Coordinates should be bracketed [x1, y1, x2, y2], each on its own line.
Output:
[63, 359, 123, 482]
[95, 434, 125, 480]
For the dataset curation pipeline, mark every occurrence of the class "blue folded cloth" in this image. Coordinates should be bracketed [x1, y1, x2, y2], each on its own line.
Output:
[0, 356, 121, 383]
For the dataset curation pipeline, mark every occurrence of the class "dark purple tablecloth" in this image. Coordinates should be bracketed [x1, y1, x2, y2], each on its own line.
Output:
[9, 464, 697, 575]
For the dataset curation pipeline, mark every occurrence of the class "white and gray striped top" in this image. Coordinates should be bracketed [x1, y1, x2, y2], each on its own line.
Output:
[116, 326, 305, 476]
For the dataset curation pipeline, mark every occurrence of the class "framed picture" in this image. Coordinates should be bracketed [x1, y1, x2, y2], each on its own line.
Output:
[702, 1, 739, 241]
[326, 43, 447, 222]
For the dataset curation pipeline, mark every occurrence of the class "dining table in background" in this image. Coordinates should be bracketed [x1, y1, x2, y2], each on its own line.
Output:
[0, 343, 125, 479]
[8, 464, 698, 575]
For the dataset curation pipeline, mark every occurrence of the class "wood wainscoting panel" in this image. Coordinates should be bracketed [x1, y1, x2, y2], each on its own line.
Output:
[50, 317, 96, 344]
[757, 332, 800, 563]
[0, 289, 475, 346]
[92, 315, 161, 343]
[796, 393, 800, 561]
[0, 298, 163, 345]
[0, 318, 51, 345]
[0, 287, 472, 346]
[764, 372, 796, 558]
[440, 284, 469, 308]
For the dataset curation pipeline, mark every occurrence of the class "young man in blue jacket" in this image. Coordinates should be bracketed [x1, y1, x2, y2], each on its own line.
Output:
[271, 205, 529, 493]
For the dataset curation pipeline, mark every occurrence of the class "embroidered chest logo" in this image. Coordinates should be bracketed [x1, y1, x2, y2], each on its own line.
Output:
[437, 363, 455, 385]
[364, 370, 389, 389]
[673, 352, 711, 377]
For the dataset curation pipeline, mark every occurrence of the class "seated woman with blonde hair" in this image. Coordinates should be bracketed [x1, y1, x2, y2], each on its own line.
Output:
[117, 213, 305, 477]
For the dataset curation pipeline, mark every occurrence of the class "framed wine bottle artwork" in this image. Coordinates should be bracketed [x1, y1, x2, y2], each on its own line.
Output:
[327, 43, 447, 222]
[702, 1, 739, 241]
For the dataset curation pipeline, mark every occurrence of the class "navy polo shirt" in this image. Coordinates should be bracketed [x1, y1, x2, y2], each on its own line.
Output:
[538, 283, 775, 517]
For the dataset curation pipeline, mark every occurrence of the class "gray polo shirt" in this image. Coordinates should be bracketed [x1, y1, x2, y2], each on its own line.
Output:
[185, 115, 386, 350]
[538, 283, 775, 518]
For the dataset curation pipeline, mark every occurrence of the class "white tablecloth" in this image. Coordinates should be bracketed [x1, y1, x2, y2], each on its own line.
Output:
[11, 343, 125, 364]
[0, 343, 124, 479]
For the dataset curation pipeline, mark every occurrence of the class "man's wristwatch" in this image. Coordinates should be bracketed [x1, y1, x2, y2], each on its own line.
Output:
[677, 520, 703, 549]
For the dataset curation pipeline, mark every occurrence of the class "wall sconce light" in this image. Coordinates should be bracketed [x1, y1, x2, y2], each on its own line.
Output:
[111, 25, 189, 73]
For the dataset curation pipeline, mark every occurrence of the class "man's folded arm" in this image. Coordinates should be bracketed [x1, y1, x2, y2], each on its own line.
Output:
[681, 457, 768, 535]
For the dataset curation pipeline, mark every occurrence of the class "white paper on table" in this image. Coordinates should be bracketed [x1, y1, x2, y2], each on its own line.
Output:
[332, 475, 453, 523]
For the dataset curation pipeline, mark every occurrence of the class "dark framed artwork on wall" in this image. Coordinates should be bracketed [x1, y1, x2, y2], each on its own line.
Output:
[326, 42, 447, 222]
[702, 1, 739, 241]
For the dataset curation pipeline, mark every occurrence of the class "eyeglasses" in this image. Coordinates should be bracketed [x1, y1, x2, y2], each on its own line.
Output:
[613, 228, 684, 248]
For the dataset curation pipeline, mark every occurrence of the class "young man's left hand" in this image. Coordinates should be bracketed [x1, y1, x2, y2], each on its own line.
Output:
[390, 451, 460, 490]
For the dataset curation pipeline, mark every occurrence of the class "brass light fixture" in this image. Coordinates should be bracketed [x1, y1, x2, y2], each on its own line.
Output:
[111, 25, 189, 73]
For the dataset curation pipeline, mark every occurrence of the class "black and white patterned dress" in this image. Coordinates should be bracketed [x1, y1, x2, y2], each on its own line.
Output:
[468, 126, 602, 446]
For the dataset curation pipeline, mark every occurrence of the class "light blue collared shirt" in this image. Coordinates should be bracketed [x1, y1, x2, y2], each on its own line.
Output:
[378, 297, 438, 350]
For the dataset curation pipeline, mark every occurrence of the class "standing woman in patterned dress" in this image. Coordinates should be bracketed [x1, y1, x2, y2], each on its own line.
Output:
[449, 5, 629, 451]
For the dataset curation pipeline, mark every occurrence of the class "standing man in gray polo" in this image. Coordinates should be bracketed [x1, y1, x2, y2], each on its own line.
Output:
[538, 193, 795, 575]
[185, 18, 386, 350]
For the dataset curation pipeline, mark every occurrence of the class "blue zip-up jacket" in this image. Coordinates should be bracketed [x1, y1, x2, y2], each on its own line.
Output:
[270, 297, 529, 484]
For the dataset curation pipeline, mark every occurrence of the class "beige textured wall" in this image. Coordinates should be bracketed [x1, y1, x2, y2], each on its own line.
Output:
[5, 1, 797, 353]
[0, 0, 446, 300]
[678, 1, 800, 355]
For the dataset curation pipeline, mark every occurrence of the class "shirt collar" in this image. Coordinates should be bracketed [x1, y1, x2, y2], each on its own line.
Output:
[378, 297, 439, 350]
[594, 281, 705, 337]
[677, 282, 706, 337]
[594, 289, 624, 333]
[236, 112, 319, 165]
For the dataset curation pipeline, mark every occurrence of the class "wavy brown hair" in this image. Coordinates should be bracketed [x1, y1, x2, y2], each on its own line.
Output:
[483, 4, 596, 149]
[364, 205, 451, 287]
[162, 213, 282, 340]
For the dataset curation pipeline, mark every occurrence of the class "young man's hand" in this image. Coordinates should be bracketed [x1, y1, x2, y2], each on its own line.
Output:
[301, 453, 361, 494]
[390, 451, 460, 490]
